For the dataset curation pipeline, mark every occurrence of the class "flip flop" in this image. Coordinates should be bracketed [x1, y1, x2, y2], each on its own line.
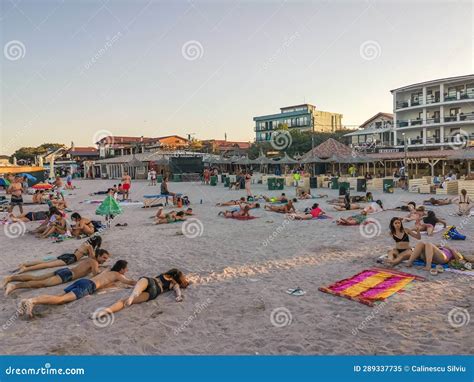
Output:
[286, 288, 306, 296]
[435, 265, 445, 273]
[464, 262, 472, 270]
[429, 269, 438, 276]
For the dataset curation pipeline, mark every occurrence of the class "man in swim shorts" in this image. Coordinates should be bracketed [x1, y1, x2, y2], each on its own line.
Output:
[8, 176, 24, 214]
[19, 260, 135, 318]
[121, 171, 131, 200]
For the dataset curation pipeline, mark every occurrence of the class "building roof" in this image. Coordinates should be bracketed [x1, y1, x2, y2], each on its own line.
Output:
[156, 135, 189, 142]
[390, 74, 474, 93]
[205, 140, 251, 149]
[280, 104, 316, 110]
[359, 112, 393, 129]
[367, 149, 456, 160]
[69, 147, 99, 156]
[303, 138, 353, 159]
[0, 155, 10, 159]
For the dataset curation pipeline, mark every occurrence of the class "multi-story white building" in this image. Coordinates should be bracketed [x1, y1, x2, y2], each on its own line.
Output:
[392, 74, 474, 149]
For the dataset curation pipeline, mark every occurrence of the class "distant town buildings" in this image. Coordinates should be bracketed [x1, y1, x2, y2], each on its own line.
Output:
[344, 112, 393, 151]
[201, 139, 251, 156]
[254, 104, 343, 142]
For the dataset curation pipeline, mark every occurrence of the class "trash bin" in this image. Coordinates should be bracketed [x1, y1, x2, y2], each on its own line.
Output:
[172, 174, 182, 182]
[224, 177, 230, 187]
[210, 176, 217, 186]
[330, 177, 339, 190]
[339, 182, 350, 195]
[383, 179, 394, 193]
[356, 178, 367, 192]
[221, 175, 226, 183]
[156, 175, 163, 183]
[310, 177, 318, 189]
[268, 178, 284, 190]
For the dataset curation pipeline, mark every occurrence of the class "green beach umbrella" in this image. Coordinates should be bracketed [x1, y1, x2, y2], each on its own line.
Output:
[95, 195, 123, 216]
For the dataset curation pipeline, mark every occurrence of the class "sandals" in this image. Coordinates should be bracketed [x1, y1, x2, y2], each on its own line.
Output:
[429, 269, 438, 276]
[286, 287, 306, 296]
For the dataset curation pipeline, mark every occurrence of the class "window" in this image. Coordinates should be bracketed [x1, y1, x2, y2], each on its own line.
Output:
[450, 108, 460, 116]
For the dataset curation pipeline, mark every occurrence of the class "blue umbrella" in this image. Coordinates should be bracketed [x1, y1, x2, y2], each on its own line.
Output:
[21, 173, 37, 181]
[0, 178, 8, 187]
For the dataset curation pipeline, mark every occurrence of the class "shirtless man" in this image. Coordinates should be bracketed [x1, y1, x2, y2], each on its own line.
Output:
[264, 199, 296, 213]
[4, 249, 110, 295]
[70, 212, 95, 237]
[8, 176, 24, 214]
[121, 171, 132, 201]
[19, 260, 135, 318]
[53, 176, 65, 201]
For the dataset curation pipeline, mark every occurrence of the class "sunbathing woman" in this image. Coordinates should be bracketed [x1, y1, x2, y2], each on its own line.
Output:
[71, 212, 95, 237]
[263, 193, 288, 203]
[415, 210, 447, 236]
[406, 242, 463, 272]
[94, 268, 189, 320]
[4, 249, 110, 295]
[336, 211, 367, 225]
[288, 203, 325, 220]
[155, 210, 186, 224]
[9, 210, 49, 223]
[363, 200, 384, 214]
[16, 235, 102, 274]
[219, 204, 251, 218]
[216, 197, 246, 206]
[264, 199, 296, 213]
[39, 210, 68, 238]
[404, 205, 425, 222]
[297, 191, 328, 200]
[424, 197, 452, 206]
[453, 189, 473, 216]
[386, 217, 421, 266]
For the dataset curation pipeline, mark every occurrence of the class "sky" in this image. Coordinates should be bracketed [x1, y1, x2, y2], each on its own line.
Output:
[1, 0, 473, 154]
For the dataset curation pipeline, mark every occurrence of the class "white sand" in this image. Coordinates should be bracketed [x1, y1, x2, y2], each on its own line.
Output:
[0, 179, 472, 355]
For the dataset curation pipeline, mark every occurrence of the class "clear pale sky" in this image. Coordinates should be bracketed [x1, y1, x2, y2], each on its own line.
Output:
[1, 0, 472, 154]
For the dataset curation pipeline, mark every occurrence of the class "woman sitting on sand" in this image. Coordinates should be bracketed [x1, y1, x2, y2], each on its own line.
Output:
[94, 269, 189, 320]
[336, 211, 367, 225]
[264, 199, 296, 213]
[288, 203, 325, 220]
[39, 210, 68, 238]
[386, 217, 421, 266]
[415, 210, 447, 236]
[453, 189, 473, 216]
[16, 235, 103, 274]
[405, 242, 463, 273]
[424, 197, 452, 206]
[218, 204, 252, 218]
[71, 213, 95, 237]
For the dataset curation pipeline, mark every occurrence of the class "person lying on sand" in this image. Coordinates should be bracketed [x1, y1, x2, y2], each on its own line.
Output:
[9, 210, 49, 223]
[70, 212, 95, 237]
[405, 242, 463, 272]
[16, 236, 102, 274]
[297, 191, 329, 200]
[216, 197, 246, 206]
[264, 199, 296, 213]
[32, 190, 47, 204]
[47, 194, 68, 210]
[287, 203, 325, 220]
[94, 269, 189, 320]
[38, 210, 68, 238]
[19, 260, 135, 318]
[262, 193, 288, 203]
[4, 249, 110, 296]
[385, 217, 421, 267]
[91, 186, 118, 196]
[362, 200, 384, 214]
[336, 211, 367, 225]
[155, 210, 187, 224]
[424, 197, 452, 206]
[403, 204, 425, 222]
[218, 204, 251, 218]
[414, 210, 447, 236]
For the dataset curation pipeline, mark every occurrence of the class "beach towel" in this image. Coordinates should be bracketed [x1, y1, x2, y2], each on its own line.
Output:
[336, 219, 373, 226]
[319, 267, 425, 306]
[421, 224, 444, 235]
[225, 215, 258, 220]
[313, 215, 332, 220]
[413, 260, 449, 269]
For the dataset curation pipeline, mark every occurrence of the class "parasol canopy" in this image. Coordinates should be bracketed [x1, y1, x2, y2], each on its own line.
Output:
[32, 183, 53, 190]
[0, 178, 10, 187]
[96, 195, 123, 216]
[21, 173, 37, 181]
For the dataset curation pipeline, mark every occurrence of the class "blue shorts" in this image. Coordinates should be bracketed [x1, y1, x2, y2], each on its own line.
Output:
[64, 279, 96, 300]
[54, 268, 73, 283]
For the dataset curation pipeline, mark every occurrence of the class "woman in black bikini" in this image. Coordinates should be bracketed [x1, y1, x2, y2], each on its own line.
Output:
[454, 189, 473, 216]
[94, 269, 189, 319]
[386, 217, 421, 267]
[17, 236, 102, 273]
[415, 210, 447, 236]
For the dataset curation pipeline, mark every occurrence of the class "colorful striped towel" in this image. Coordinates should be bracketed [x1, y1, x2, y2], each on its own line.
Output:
[319, 268, 425, 306]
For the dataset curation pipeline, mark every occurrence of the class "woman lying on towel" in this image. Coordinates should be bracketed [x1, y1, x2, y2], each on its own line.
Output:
[287, 203, 325, 220]
[155, 209, 187, 224]
[218, 204, 252, 218]
[297, 191, 328, 200]
[415, 210, 447, 236]
[94, 269, 189, 320]
[216, 197, 260, 209]
[362, 200, 384, 214]
[386, 217, 421, 267]
[264, 199, 296, 213]
[424, 197, 452, 206]
[336, 211, 367, 225]
[262, 193, 288, 203]
[15, 235, 103, 274]
[406, 242, 463, 272]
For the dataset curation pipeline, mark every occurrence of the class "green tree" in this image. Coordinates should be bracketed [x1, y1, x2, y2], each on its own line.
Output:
[13, 143, 65, 161]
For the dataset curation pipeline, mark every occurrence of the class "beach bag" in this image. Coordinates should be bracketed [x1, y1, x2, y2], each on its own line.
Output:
[91, 220, 105, 232]
[443, 226, 466, 240]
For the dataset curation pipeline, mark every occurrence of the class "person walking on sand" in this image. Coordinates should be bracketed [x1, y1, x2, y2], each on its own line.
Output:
[19, 260, 135, 318]
[121, 171, 131, 201]
[7, 176, 24, 215]
[53, 175, 65, 201]
[245, 171, 252, 197]
[4, 249, 110, 296]
[150, 168, 157, 186]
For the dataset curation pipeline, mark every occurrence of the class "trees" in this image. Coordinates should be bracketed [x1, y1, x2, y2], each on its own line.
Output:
[13, 143, 65, 161]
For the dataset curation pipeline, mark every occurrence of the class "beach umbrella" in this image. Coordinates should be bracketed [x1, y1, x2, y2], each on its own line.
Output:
[276, 152, 298, 164]
[21, 173, 37, 181]
[0, 178, 10, 187]
[96, 195, 123, 227]
[32, 183, 53, 190]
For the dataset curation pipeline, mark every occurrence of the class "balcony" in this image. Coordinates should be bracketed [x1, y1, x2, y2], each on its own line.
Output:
[396, 111, 474, 128]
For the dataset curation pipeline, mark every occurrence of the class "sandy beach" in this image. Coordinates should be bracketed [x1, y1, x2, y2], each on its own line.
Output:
[0, 179, 472, 355]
